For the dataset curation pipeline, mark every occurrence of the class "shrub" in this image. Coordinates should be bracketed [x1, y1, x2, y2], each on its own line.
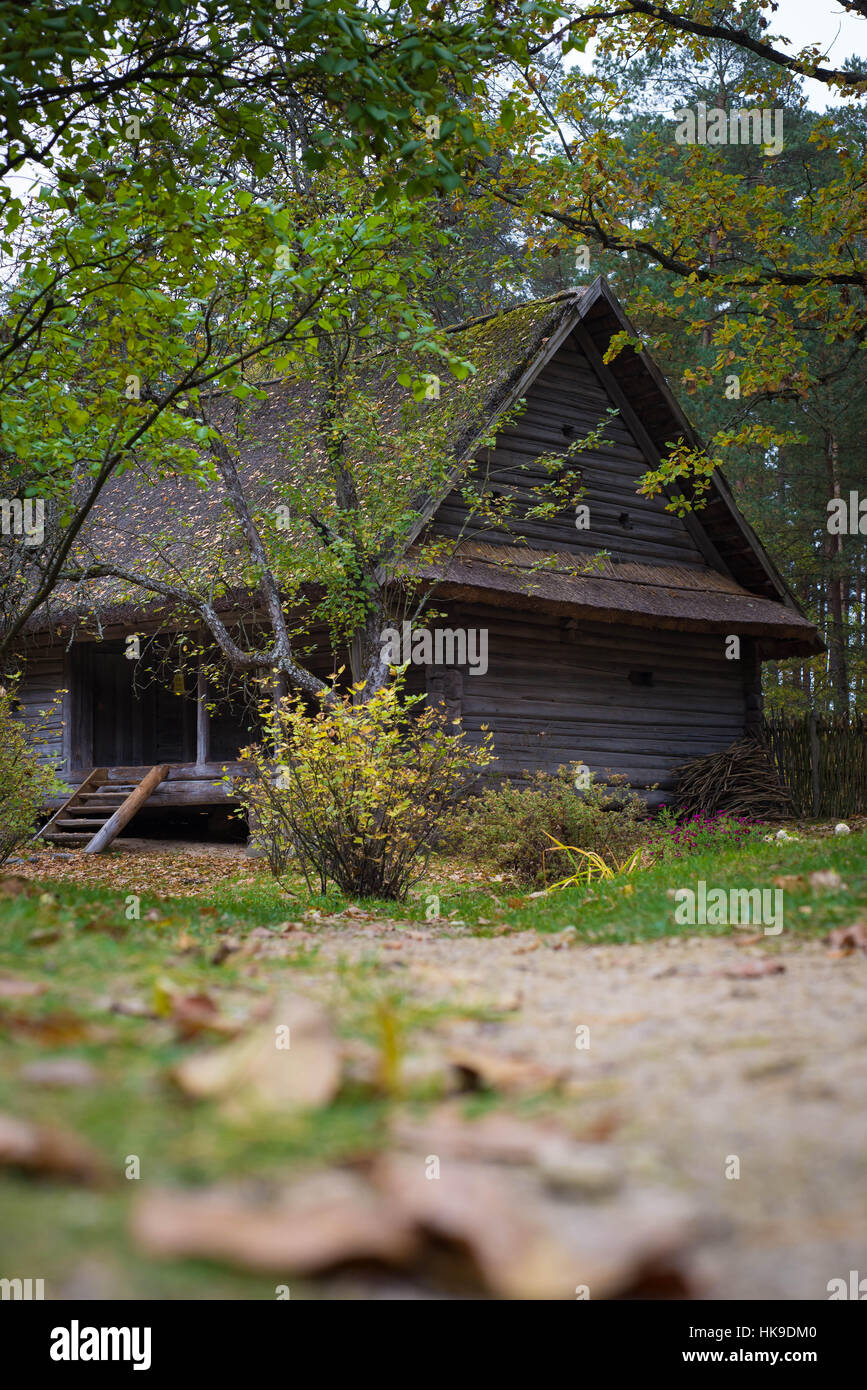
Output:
[235, 680, 494, 899]
[445, 766, 649, 884]
[0, 683, 64, 865]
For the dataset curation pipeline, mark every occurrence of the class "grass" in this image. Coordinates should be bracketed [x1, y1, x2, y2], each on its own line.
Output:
[0, 823, 865, 1297]
[194, 826, 867, 941]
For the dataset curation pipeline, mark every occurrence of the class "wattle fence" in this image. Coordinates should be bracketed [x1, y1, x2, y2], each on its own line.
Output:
[762, 712, 867, 818]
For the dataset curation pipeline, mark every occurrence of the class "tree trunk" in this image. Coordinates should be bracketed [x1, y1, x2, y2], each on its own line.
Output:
[823, 426, 849, 711]
[349, 604, 391, 700]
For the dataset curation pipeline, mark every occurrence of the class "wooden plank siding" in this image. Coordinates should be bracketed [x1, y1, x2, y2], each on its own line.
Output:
[408, 601, 747, 794]
[428, 334, 709, 569]
[13, 646, 70, 784]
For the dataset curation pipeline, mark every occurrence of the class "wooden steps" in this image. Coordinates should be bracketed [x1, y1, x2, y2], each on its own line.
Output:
[38, 765, 170, 853]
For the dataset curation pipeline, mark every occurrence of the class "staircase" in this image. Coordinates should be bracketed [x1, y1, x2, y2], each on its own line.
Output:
[39, 765, 170, 853]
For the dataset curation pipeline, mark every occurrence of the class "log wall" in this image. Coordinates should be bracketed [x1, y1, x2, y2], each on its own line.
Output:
[410, 600, 748, 794]
[13, 646, 69, 783]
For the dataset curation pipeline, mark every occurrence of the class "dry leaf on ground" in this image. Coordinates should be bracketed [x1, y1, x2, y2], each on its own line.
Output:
[391, 1104, 622, 1196]
[131, 1170, 419, 1272]
[722, 960, 786, 979]
[20, 1058, 98, 1088]
[371, 1153, 698, 1299]
[0, 1008, 93, 1045]
[825, 922, 867, 957]
[0, 976, 46, 997]
[447, 1044, 565, 1095]
[173, 992, 340, 1120]
[0, 875, 36, 897]
[0, 1111, 106, 1183]
[809, 870, 844, 892]
[28, 928, 62, 945]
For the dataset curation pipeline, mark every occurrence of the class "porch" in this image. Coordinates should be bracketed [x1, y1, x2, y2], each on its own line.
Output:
[44, 763, 245, 811]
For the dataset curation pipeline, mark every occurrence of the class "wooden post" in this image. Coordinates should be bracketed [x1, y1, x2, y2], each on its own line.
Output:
[809, 710, 821, 817]
[84, 764, 169, 854]
[196, 664, 210, 769]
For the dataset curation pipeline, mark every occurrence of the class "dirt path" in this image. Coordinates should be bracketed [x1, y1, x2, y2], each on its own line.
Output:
[9, 845, 866, 1298]
[296, 918, 867, 1300]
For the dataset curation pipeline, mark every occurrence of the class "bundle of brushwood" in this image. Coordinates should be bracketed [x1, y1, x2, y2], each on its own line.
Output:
[673, 737, 792, 820]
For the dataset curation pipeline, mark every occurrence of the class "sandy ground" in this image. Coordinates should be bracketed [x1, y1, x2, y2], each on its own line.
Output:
[301, 919, 867, 1300]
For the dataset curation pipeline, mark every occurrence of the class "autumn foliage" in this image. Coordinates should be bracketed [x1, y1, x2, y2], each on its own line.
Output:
[0, 685, 63, 865]
[235, 681, 494, 898]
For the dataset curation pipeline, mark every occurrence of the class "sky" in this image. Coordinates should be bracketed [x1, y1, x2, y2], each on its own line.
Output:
[777, 0, 865, 106]
[569, 0, 866, 110]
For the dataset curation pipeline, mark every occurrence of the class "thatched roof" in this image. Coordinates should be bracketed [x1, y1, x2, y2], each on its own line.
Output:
[28, 292, 577, 632]
[22, 279, 821, 657]
[403, 541, 819, 656]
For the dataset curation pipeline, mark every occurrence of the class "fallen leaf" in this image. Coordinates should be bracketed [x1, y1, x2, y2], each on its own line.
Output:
[210, 936, 242, 965]
[0, 977, 46, 998]
[391, 1105, 623, 1195]
[809, 870, 844, 892]
[0, 1111, 106, 1183]
[0, 875, 36, 896]
[0, 1007, 92, 1045]
[173, 992, 340, 1120]
[825, 922, 867, 957]
[743, 1056, 802, 1081]
[722, 960, 785, 979]
[372, 1154, 698, 1300]
[732, 933, 764, 947]
[110, 996, 155, 1018]
[546, 926, 579, 950]
[81, 910, 126, 938]
[773, 875, 806, 891]
[20, 1058, 98, 1088]
[170, 991, 240, 1041]
[494, 991, 522, 1011]
[447, 1044, 564, 1095]
[131, 1170, 419, 1272]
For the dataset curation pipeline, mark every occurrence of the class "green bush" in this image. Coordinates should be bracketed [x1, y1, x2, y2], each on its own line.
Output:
[235, 680, 495, 899]
[0, 683, 64, 865]
[446, 766, 649, 884]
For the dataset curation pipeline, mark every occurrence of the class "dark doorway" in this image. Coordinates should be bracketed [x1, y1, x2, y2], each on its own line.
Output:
[75, 641, 196, 768]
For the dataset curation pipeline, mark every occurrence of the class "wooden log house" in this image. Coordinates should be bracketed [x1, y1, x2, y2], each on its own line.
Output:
[13, 278, 821, 847]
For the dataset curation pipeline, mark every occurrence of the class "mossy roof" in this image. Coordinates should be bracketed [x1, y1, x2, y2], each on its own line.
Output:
[24, 291, 586, 630]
